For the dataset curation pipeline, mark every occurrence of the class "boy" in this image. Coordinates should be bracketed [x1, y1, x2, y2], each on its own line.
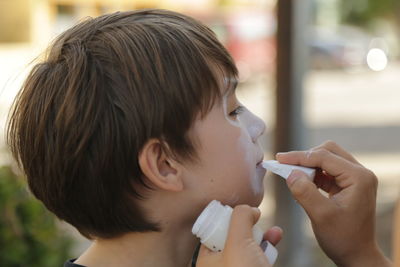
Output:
[7, 9, 268, 266]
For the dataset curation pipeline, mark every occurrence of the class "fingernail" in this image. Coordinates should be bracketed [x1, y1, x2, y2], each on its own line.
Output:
[276, 152, 286, 156]
[287, 170, 305, 186]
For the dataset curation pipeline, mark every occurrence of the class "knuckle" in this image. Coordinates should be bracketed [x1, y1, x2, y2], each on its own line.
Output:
[323, 140, 338, 149]
[364, 168, 378, 187]
[354, 166, 378, 189]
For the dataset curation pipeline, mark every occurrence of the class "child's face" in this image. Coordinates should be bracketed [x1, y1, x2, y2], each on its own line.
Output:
[183, 86, 266, 209]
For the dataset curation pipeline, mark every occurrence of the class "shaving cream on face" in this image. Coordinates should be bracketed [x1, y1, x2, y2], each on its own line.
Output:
[222, 95, 266, 196]
[235, 110, 266, 195]
[261, 160, 316, 181]
[192, 200, 278, 265]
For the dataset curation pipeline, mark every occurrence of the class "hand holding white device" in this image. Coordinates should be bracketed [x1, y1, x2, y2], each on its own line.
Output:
[192, 200, 278, 265]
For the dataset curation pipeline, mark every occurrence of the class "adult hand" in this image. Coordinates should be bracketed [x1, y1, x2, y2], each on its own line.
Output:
[196, 205, 282, 267]
[277, 141, 392, 267]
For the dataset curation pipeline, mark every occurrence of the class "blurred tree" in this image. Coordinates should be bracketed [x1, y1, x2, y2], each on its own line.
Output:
[340, 0, 400, 28]
[340, 0, 400, 54]
[0, 166, 74, 267]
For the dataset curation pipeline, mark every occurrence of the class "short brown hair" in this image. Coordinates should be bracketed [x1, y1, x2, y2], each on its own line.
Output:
[7, 9, 237, 238]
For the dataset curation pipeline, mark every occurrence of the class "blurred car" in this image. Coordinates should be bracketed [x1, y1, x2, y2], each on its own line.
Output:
[310, 26, 371, 70]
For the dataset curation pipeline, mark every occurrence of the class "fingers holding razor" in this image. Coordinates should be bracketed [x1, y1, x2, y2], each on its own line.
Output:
[276, 144, 374, 190]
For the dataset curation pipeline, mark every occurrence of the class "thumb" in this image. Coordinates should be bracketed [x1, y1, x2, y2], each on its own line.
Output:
[287, 170, 334, 220]
[196, 244, 220, 266]
[225, 205, 260, 250]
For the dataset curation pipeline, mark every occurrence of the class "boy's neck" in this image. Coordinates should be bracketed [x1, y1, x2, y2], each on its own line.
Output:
[75, 224, 198, 267]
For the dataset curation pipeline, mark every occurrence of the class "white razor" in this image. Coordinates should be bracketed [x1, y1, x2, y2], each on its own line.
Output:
[261, 160, 316, 181]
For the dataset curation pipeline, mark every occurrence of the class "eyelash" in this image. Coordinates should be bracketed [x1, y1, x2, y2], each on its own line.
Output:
[229, 106, 245, 117]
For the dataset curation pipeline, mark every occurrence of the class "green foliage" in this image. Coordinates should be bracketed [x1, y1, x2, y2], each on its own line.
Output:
[340, 0, 400, 26]
[0, 166, 74, 267]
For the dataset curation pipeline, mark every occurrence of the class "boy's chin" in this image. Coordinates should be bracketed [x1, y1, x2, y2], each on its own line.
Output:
[248, 193, 264, 207]
[228, 192, 264, 208]
[201, 190, 265, 209]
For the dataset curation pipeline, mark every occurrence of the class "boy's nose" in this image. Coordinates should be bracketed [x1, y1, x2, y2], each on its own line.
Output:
[241, 110, 266, 143]
[250, 117, 266, 143]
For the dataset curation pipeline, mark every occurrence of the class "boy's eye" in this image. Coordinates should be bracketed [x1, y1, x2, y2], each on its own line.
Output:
[229, 106, 245, 117]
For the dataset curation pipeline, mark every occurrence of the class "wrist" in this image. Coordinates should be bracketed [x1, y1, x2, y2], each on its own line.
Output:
[339, 244, 391, 267]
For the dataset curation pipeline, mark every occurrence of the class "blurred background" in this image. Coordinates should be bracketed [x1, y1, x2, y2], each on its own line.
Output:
[0, 0, 398, 266]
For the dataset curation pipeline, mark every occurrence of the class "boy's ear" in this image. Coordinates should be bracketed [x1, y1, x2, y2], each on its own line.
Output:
[138, 139, 183, 192]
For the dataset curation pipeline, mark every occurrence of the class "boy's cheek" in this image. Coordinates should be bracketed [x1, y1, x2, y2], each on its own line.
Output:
[211, 167, 262, 206]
